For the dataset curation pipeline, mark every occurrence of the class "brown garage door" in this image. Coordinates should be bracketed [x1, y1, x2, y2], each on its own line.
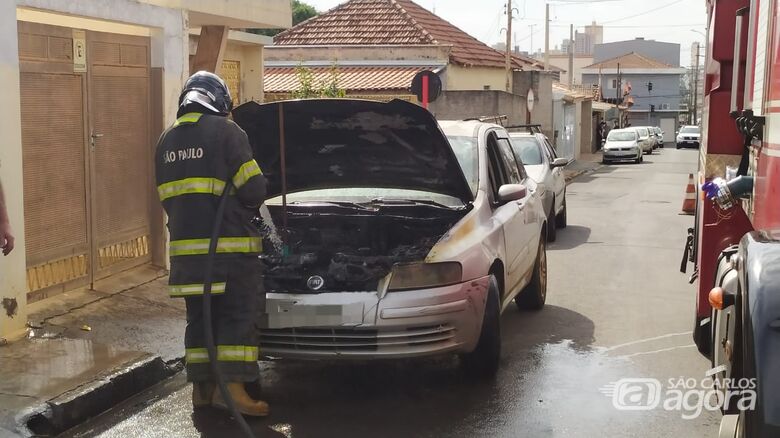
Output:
[18, 22, 152, 300]
[87, 31, 151, 279]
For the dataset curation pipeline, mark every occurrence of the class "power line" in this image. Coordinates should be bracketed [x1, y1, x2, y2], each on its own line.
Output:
[601, 0, 685, 24]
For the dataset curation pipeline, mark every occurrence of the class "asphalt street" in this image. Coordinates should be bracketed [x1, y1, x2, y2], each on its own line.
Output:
[63, 147, 720, 438]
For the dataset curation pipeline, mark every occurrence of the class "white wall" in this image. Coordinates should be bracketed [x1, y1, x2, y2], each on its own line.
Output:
[0, 1, 27, 342]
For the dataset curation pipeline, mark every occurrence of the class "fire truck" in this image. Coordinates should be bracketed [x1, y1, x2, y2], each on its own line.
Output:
[684, 0, 780, 437]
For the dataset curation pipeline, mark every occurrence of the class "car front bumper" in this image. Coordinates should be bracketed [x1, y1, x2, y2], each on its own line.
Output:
[258, 276, 491, 359]
[603, 148, 641, 161]
[677, 139, 700, 146]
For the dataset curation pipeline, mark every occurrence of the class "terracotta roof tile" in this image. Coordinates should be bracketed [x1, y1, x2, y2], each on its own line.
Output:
[274, 0, 527, 69]
[264, 66, 429, 93]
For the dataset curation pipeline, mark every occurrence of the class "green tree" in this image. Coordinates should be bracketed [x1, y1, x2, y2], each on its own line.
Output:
[291, 64, 346, 99]
[249, 1, 318, 37]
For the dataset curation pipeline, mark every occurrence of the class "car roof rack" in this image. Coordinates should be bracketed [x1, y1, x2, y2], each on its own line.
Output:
[462, 115, 508, 126]
[505, 124, 543, 134]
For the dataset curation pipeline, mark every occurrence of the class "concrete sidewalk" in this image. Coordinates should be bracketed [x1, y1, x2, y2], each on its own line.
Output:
[0, 266, 185, 437]
[564, 153, 602, 182]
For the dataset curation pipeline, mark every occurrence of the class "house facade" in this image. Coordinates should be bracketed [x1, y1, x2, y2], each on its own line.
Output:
[267, 0, 549, 97]
[582, 51, 686, 131]
[0, 0, 290, 341]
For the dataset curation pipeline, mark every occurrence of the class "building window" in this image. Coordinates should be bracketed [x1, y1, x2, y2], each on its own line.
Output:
[484, 85, 491, 90]
[660, 103, 670, 110]
[607, 79, 619, 89]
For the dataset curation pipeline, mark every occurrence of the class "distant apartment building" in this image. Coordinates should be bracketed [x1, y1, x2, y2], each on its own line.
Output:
[560, 21, 603, 56]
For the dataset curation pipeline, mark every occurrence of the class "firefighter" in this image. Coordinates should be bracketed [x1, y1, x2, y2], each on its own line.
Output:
[155, 71, 268, 416]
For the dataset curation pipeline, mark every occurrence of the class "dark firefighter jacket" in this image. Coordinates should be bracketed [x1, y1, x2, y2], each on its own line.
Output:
[155, 112, 266, 297]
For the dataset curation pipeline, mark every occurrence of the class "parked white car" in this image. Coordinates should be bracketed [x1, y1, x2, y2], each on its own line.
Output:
[676, 125, 701, 149]
[233, 99, 548, 378]
[603, 128, 643, 164]
[632, 126, 655, 154]
[654, 127, 665, 148]
[508, 132, 569, 242]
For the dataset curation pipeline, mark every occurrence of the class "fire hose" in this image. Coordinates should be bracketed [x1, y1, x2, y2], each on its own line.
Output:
[202, 180, 257, 438]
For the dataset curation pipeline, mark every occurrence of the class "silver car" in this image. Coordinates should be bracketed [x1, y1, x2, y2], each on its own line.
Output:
[508, 133, 569, 242]
[632, 126, 655, 154]
[233, 99, 548, 378]
[603, 128, 643, 164]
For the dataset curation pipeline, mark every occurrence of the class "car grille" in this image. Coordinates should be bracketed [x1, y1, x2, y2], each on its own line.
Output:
[619, 147, 633, 151]
[684, 136, 698, 141]
[260, 324, 456, 353]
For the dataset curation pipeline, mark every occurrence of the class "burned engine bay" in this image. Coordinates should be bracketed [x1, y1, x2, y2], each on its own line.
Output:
[256, 203, 469, 293]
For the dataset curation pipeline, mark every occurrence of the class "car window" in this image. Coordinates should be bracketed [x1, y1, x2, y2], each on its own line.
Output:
[608, 131, 637, 141]
[486, 137, 505, 201]
[496, 138, 522, 184]
[509, 136, 543, 166]
[637, 128, 649, 137]
[680, 126, 700, 134]
[543, 137, 558, 159]
[446, 135, 479, 197]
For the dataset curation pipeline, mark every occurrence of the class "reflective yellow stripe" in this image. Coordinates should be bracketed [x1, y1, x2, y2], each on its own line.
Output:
[216, 345, 259, 362]
[169, 282, 226, 297]
[169, 237, 262, 256]
[185, 348, 209, 364]
[232, 160, 263, 189]
[157, 177, 227, 201]
[174, 112, 203, 126]
[185, 346, 259, 364]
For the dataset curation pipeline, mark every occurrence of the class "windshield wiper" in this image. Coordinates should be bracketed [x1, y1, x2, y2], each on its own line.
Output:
[289, 200, 375, 210]
[366, 198, 460, 209]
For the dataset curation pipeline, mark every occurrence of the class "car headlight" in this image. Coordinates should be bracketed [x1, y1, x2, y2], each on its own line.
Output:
[387, 262, 462, 291]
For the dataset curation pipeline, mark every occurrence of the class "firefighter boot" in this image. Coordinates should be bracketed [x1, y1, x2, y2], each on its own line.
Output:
[192, 382, 215, 408]
[212, 382, 269, 417]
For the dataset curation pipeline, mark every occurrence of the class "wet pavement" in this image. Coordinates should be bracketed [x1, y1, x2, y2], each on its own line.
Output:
[62, 147, 720, 438]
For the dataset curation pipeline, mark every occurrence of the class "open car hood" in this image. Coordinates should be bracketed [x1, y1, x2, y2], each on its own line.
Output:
[232, 99, 474, 203]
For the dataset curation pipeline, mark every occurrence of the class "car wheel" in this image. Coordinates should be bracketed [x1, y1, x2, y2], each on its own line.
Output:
[547, 205, 557, 242]
[515, 237, 547, 311]
[555, 196, 567, 228]
[460, 274, 501, 379]
[676, 143, 681, 149]
[602, 159, 610, 164]
[646, 148, 653, 155]
[634, 156, 642, 164]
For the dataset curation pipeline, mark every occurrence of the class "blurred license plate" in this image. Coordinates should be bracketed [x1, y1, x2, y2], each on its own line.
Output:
[266, 300, 365, 328]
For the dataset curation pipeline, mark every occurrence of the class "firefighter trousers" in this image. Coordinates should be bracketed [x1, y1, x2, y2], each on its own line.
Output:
[183, 257, 265, 383]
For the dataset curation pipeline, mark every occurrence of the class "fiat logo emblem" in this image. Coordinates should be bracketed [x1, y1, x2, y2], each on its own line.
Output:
[307, 275, 325, 291]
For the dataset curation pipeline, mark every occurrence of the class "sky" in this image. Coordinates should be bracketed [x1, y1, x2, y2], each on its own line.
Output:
[300, 0, 707, 67]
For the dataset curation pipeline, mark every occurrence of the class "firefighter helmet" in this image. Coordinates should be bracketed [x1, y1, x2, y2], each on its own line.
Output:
[178, 71, 233, 115]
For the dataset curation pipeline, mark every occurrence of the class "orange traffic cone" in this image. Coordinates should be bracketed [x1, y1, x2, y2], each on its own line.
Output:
[681, 173, 696, 215]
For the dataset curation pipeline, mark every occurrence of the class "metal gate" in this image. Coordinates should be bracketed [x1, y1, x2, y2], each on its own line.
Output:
[18, 22, 152, 300]
[559, 103, 576, 159]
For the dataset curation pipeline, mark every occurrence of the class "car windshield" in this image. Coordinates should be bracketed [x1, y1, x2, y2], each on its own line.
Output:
[637, 128, 649, 137]
[446, 135, 479, 196]
[509, 136, 543, 165]
[607, 131, 636, 141]
[680, 126, 700, 134]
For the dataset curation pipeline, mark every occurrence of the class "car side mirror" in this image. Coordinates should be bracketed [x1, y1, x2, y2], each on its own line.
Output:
[497, 184, 527, 203]
[551, 157, 569, 168]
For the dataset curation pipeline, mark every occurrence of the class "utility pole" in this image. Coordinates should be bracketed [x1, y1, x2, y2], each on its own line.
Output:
[568, 24, 574, 87]
[544, 3, 550, 71]
[616, 62, 621, 128]
[505, 0, 513, 92]
[693, 42, 700, 125]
